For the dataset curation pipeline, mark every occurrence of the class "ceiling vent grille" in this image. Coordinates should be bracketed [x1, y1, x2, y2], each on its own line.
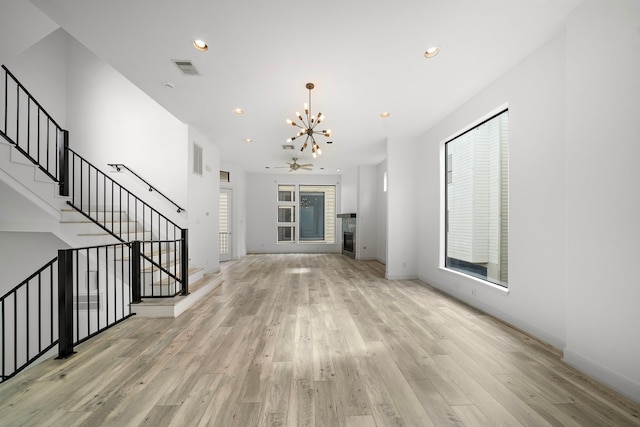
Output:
[282, 144, 295, 150]
[173, 60, 200, 76]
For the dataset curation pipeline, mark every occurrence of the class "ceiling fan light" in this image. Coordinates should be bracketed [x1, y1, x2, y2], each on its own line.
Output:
[317, 148, 322, 155]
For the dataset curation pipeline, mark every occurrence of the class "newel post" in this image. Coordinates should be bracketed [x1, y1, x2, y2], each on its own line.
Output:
[57, 248, 74, 359]
[58, 129, 69, 197]
[131, 241, 142, 304]
[180, 229, 189, 296]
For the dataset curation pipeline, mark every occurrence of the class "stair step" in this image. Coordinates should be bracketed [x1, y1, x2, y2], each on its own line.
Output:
[77, 230, 153, 238]
[61, 208, 129, 222]
[133, 271, 223, 318]
[10, 146, 39, 166]
[142, 260, 181, 272]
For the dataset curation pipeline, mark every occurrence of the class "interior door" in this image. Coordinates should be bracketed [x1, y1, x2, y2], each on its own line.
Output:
[219, 188, 232, 262]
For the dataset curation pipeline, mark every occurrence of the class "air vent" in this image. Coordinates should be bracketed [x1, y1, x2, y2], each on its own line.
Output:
[282, 144, 295, 150]
[173, 59, 200, 76]
[193, 143, 203, 175]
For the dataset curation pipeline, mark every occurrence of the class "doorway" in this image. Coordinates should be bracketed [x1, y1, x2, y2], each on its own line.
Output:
[219, 188, 232, 262]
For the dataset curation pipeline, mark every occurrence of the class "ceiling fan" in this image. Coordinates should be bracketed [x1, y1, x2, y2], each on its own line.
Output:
[274, 157, 313, 172]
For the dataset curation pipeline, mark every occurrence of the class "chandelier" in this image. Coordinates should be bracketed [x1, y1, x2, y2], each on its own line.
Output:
[286, 82, 332, 158]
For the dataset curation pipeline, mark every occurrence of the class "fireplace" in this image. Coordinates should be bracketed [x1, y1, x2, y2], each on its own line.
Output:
[343, 232, 355, 258]
[337, 213, 356, 259]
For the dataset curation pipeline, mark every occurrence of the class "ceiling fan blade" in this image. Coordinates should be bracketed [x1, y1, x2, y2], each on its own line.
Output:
[299, 163, 313, 168]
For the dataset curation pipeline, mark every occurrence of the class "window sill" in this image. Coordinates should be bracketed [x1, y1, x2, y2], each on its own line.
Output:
[439, 267, 510, 295]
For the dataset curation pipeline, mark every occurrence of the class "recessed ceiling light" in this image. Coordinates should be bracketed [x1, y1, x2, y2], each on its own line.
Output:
[265, 166, 270, 169]
[336, 168, 341, 172]
[380, 112, 390, 118]
[245, 138, 252, 143]
[163, 82, 175, 89]
[424, 46, 440, 58]
[193, 39, 208, 52]
[233, 108, 244, 115]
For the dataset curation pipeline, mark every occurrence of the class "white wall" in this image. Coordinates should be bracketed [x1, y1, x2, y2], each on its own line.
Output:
[5, 28, 68, 127]
[188, 126, 220, 274]
[418, 30, 567, 348]
[65, 33, 189, 217]
[220, 161, 248, 259]
[417, 1, 640, 402]
[246, 173, 341, 254]
[0, 0, 57, 66]
[376, 160, 388, 265]
[0, 231, 69, 296]
[387, 137, 419, 279]
[356, 165, 378, 261]
[340, 167, 358, 214]
[564, 0, 640, 401]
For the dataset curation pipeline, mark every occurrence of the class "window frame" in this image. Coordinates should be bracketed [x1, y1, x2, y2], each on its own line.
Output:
[277, 185, 296, 243]
[276, 184, 336, 245]
[443, 107, 509, 289]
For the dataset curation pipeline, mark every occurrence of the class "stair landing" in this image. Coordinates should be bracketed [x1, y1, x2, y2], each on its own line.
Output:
[132, 271, 222, 318]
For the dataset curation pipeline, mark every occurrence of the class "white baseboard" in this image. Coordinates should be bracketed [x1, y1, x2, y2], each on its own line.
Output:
[563, 348, 640, 404]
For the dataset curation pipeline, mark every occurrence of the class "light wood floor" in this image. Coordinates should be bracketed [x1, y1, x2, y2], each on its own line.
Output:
[1, 254, 639, 426]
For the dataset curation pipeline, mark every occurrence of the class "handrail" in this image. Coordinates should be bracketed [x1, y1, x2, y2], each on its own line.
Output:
[1, 65, 67, 193]
[108, 163, 185, 213]
[68, 148, 188, 297]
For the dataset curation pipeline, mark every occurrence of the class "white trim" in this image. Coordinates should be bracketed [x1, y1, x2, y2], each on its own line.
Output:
[438, 267, 509, 294]
[440, 102, 510, 145]
[563, 348, 640, 403]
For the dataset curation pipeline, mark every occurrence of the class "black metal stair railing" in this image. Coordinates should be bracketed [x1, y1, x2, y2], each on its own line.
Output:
[68, 148, 189, 297]
[0, 65, 69, 195]
[0, 257, 58, 383]
[1, 65, 189, 298]
[0, 242, 143, 383]
[0, 66, 192, 382]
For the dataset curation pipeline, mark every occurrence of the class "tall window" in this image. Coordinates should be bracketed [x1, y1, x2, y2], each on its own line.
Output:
[277, 185, 295, 242]
[277, 184, 335, 244]
[445, 109, 509, 287]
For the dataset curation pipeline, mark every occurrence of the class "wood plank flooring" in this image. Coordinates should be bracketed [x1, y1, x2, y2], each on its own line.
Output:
[1, 253, 639, 426]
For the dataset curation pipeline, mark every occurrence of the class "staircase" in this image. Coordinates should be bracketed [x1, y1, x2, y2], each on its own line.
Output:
[1, 65, 222, 383]
[1, 148, 219, 314]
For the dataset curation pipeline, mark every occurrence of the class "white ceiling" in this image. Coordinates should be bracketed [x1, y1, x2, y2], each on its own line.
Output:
[27, 0, 582, 174]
